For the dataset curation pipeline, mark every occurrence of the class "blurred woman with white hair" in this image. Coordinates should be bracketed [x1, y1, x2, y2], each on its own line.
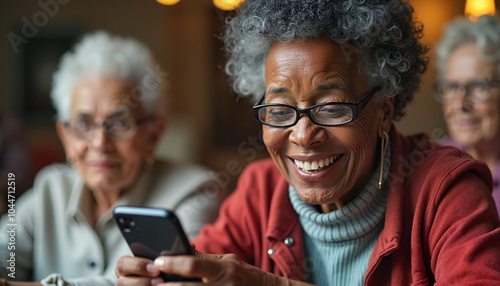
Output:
[434, 15, 500, 214]
[0, 31, 226, 285]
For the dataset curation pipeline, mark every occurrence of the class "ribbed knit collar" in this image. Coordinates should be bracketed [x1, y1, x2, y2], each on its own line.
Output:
[289, 140, 391, 243]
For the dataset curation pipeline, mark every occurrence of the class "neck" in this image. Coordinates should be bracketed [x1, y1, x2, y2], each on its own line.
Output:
[466, 141, 500, 173]
[88, 188, 122, 226]
[321, 199, 346, 213]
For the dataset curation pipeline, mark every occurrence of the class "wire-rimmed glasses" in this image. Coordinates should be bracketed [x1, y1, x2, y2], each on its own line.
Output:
[433, 78, 500, 104]
[64, 116, 155, 141]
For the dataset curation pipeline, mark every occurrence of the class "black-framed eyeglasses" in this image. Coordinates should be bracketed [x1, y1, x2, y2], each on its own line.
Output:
[433, 78, 500, 104]
[253, 86, 381, 127]
[64, 116, 155, 141]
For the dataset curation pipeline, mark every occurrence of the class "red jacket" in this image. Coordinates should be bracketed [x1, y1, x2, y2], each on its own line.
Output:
[193, 130, 500, 285]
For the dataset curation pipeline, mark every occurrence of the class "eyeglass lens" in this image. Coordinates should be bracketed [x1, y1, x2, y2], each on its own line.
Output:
[67, 117, 137, 140]
[257, 104, 354, 126]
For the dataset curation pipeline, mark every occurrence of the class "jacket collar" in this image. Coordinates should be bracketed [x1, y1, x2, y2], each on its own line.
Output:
[266, 172, 299, 240]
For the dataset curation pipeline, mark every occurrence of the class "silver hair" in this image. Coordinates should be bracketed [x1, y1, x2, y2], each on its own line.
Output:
[223, 0, 429, 121]
[50, 30, 166, 120]
[436, 15, 500, 78]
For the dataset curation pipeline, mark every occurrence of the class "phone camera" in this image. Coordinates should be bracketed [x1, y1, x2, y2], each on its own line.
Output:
[117, 216, 138, 232]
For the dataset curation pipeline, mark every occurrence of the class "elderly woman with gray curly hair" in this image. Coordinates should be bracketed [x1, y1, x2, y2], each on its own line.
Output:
[116, 0, 500, 285]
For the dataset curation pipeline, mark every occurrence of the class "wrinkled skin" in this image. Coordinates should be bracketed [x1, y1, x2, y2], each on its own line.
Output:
[262, 38, 393, 213]
[57, 76, 164, 220]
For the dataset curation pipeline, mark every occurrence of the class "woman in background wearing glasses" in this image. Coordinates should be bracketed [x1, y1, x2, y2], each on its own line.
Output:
[434, 15, 500, 214]
[0, 31, 226, 286]
[116, 1, 500, 285]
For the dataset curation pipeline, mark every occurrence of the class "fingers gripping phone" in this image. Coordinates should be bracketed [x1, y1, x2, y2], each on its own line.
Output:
[113, 206, 201, 282]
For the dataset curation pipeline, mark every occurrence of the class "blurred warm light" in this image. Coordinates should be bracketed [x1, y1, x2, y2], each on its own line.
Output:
[157, 0, 181, 5]
[465, 0, 496, 21]
[213, 0, 244, 11]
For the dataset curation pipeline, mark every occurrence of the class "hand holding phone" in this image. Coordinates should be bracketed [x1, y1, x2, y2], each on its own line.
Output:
[113, 206, 201, 282]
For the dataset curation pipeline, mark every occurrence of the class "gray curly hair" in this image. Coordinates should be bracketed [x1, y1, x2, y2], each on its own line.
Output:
[223, 0, 429, 121]
[51, 30, 166, 120]
[436, 15, 500, 78]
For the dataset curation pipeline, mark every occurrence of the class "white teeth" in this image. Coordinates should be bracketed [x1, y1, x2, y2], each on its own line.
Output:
[304, 162, 311, 170]
[293, 155, 341, 172]
[311, 161, 318, 170]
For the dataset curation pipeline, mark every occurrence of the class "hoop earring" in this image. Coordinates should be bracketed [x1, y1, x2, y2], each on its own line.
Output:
[379, 130, 389, 190]
[146, 157, 155, 166]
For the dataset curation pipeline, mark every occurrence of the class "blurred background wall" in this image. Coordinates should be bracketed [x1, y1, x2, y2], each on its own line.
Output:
[0, 0, 498, 190]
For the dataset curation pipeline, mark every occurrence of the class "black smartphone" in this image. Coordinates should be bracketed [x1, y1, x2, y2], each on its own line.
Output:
[113, 206, 201, 282]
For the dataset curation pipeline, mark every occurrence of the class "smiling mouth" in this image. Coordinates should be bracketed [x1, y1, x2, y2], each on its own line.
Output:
[89, 161, 120, 169]
[293, 155, 342, 173]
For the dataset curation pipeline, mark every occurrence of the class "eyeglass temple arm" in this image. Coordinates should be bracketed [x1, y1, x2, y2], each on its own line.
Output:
[255, 93, 266, 105]
[357, 86, 381, 111]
